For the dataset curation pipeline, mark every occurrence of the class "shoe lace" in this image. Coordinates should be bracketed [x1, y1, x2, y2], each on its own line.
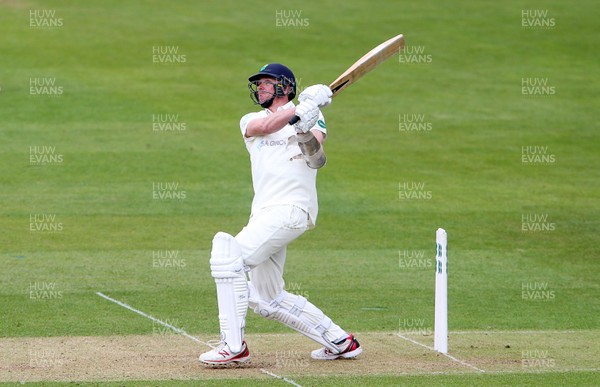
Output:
[206, 339, 226, 350]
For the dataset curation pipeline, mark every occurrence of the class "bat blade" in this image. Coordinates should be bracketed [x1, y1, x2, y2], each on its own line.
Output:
[329, 34, 405, 97]
[289, 34, 404, 125]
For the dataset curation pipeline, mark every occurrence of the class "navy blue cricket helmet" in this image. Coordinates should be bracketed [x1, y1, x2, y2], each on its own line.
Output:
[248, 63, 297, 107]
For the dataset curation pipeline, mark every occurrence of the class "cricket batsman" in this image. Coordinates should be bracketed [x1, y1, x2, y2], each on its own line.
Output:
[199, 63, 362, 365]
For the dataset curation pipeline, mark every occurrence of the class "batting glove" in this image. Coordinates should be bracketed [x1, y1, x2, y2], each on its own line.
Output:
[298, 84, 332, 108]
[293, 99, 319, 133]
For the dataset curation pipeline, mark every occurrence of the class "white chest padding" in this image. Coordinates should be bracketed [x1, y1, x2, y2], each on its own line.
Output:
[248, 283, 340, 353]
[210, 232, 248, 354]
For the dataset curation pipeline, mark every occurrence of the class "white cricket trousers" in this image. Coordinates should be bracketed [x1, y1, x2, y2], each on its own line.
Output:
[235, 205, 307, 302]
[234, 204, 348, 344]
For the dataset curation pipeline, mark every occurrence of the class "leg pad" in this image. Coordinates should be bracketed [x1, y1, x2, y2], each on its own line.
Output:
[248, 285, 338, 353]
[210, 232, 248, 353]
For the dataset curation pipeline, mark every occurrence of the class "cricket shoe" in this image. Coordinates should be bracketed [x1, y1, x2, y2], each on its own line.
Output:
[311, 334, 362, 360]
[199, 340, 250, 365]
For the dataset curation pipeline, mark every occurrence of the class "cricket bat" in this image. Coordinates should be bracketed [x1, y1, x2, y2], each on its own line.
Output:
[289, 33, 405, 125]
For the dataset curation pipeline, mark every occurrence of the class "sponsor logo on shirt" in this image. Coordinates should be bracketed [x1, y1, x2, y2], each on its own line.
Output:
[257, 139, 287, 151]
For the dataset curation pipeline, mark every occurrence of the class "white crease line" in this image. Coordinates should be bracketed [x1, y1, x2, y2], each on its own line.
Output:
[96, 291, 302, 387]
[96, 292, 205, 345]
[395, 332, 485, 373]
[260, 368, 303, 387]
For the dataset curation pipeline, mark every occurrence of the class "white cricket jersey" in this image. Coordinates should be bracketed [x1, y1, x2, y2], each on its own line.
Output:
[240, 101, 327, 227]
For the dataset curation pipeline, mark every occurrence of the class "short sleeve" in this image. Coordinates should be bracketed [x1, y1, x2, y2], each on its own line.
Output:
[311, 111, 327, 135]
[240, 112, 258, 139]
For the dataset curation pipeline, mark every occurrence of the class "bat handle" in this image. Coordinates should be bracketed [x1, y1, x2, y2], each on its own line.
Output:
[289, 115, 300, 125]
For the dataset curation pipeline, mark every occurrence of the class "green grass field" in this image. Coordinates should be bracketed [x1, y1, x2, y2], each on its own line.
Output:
[1, 0, 599, 385]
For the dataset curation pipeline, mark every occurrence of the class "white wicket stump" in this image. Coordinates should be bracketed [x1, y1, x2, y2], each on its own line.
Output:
[434, 228, 448, 354]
